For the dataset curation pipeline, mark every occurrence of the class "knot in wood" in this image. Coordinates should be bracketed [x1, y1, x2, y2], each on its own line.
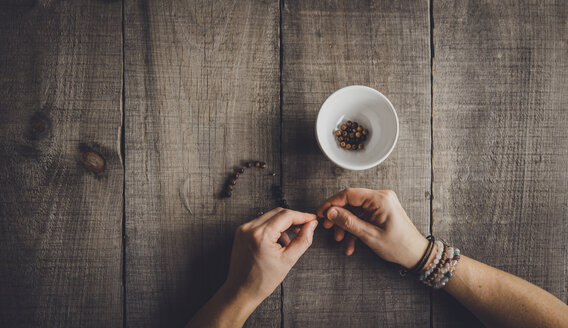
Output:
[333, 166, 344, 176]
[82, 150, 106, 173]
[30, 118, 46, 134]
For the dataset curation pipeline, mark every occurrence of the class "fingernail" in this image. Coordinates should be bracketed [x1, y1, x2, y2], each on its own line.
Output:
[311, 220, 318, 231]
[328, 208, 338, 220]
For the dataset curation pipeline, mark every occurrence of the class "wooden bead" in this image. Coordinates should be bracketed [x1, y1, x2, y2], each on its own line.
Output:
[335, 120, 370, 151]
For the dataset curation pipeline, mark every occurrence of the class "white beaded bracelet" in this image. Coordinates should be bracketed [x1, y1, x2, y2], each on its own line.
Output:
[433, 247, 461, 289]
[420, 241, 444, 282]
[419, 240, 462, 289]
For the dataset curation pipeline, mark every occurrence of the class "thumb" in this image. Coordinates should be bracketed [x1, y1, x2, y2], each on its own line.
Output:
[326, 207, 377, 244]
[284, 220, 318, 262]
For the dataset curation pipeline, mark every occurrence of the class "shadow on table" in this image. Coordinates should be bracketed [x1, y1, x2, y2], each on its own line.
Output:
[173, 224, 234, 327]
[281, 114, 334, 212]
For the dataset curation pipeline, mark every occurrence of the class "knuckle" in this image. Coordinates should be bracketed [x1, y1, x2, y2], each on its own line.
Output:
[235, 224, 247, 236]
[275, 207, 283, 212]
[343, 215, 353, 230]
[384, 189, 396, 197]
[251, 227, 264, 242]
[305, 235, 313, 247]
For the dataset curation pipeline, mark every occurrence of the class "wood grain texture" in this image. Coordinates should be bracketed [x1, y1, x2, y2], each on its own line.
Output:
[281, 0, 432, 326]
[432, 0, 568, 326]
[124, 0, 280, 326]
[0, 1, 123, 327]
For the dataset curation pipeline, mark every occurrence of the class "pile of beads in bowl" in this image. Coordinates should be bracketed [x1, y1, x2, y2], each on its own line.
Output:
[334, 120, 368, 151]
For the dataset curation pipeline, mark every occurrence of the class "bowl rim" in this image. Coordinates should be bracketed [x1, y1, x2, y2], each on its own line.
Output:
[315, 85, 399, 171]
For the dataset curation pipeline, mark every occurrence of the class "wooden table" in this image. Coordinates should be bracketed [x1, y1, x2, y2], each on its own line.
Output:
[1, 0, 566, 327]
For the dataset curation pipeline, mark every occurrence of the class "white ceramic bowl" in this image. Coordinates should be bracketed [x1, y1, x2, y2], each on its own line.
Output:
[316, 85, 399, 171]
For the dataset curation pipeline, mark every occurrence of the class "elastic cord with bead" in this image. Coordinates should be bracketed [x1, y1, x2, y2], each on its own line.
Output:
[419, 240, 444, 282]
[433, 247, 461, 289]
[429, 245, 450, 285]
[400, 235, 434, 277]
[421, 242, 461, 289]
[421, 243, 447, 285]
[426, 245, 448, 284]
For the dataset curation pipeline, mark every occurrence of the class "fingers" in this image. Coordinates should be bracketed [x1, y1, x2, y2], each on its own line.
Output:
[278, 231, 292, 247]
[323, 218, 334, 229]
[265, 209, 317, 234]
[344, 234, 357, 256]
[326, 206, 378, 245]
[284, 220, 318, 262]
[334, 226, 345, 242]
[248, 207, 287, 228]
[316, 188, 375, 218]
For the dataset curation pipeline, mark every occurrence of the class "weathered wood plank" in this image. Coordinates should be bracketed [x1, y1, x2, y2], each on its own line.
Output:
[432, 0, 568, 326]
[124, 0, 280, 326]
[281, 0, 432, 326]
[0, 1, 123, 327]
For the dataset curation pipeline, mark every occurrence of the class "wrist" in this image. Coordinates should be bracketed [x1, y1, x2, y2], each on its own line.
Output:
[218, 282, 263, 317]
[400, 235, 430, 269]
[187, 282, 262, 328]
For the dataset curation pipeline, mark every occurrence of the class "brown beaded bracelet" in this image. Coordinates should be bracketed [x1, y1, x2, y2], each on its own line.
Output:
[427, 245, 448, 283]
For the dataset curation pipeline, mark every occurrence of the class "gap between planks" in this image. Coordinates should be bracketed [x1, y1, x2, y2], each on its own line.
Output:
[429, 0, 435, 327]
[121, 0, 127, 327]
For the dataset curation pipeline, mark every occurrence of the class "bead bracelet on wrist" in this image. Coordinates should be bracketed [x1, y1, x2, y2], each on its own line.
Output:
[420, 241, 461, 289]
[420, 240, 444, 280]
[433, 248, 461, 289]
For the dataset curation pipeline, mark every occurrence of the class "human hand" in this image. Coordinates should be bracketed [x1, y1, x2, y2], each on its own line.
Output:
[317, 188, 428, 269]
[224, 207, 318, 304]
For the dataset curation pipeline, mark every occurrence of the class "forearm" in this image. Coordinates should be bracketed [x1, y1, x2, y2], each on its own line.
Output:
[444, 256, 568, 328]
[186, 283, 261, 328]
